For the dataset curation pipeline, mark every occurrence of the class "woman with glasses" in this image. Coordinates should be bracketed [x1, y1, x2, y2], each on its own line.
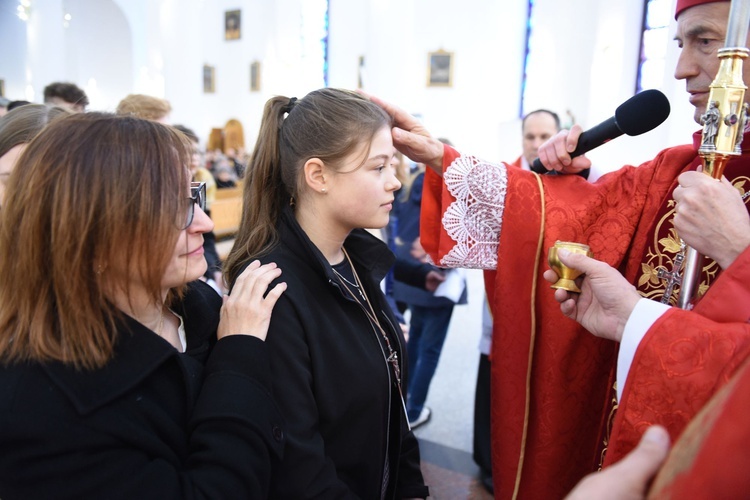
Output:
[0, 112, 287, 499]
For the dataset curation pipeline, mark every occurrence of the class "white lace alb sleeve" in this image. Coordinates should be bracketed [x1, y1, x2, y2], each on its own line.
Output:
[439, 155, 507, 269]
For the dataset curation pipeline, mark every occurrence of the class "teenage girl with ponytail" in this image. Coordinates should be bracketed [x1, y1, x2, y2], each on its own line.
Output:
[225, 88, 428, 500]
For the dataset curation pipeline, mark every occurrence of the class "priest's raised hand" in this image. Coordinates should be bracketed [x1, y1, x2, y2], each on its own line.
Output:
[534, 124, 593, 175]
[357, 90, 445, 172]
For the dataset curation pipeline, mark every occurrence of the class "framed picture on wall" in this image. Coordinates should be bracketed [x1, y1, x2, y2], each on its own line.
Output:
[427, 50, 453, 87]
[225, 10, 241, 40]
[250, 61, 261, 92]
[203, 65, 216, 93]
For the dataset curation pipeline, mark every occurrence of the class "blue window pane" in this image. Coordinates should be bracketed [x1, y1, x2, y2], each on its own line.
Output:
[637, 0, 671, 93]
[520, 0, 534, 117]
[300, 0, 329, 88]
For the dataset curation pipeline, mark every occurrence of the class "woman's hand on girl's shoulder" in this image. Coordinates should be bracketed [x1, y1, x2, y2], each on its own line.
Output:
[217, 260, 286, 341]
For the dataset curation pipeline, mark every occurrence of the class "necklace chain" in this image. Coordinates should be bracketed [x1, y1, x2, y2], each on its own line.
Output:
[332, 268, 363, 300]
[336, 249, 402, 386]
[336, 248, 411, 427]
[332, 268, 359, 288]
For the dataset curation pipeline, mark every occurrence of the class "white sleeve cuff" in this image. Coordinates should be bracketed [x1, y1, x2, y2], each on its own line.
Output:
[616, 299, 671, 401]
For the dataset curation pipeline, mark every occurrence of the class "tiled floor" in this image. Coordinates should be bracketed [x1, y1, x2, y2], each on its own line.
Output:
[418, 438, 493, 499]
[421, 460, 493, 500]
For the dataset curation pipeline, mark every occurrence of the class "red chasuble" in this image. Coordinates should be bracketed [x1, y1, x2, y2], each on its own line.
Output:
[647, 354, 750, 498]
[420, 132, 750, 499]
[604, 132, 750, 466]
[605, 243, 750, 466]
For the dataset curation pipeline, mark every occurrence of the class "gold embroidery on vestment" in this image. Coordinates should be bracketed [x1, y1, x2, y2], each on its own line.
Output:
[636, 177, 750, 304]
[598, 382, 619, 471]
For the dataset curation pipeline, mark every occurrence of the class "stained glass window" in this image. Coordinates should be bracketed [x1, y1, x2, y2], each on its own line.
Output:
[636, 0, 671, 92]
[301, 0, 329, 88]
[520, 0, 534, 117]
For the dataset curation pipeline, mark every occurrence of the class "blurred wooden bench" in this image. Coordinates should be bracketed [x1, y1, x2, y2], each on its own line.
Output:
[215, 238, 235, 262]
[215, 184, 243, 200]
[210, 195, 242, 238]
[210, 183, 245, 261]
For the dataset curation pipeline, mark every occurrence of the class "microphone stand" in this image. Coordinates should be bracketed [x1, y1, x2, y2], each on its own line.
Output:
[676, 0, 750, 309]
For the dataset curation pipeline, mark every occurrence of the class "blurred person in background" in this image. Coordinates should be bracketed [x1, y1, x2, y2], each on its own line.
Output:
[43, 82, 89, 113]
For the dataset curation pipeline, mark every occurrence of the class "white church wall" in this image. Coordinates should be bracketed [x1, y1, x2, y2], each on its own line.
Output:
[324, 0, 528, 163]
[0, 0, 708, 166]
[0, 0, 30, 101]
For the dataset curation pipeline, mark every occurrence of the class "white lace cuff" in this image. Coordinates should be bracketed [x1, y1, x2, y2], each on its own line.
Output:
[440, 155, 507, 269]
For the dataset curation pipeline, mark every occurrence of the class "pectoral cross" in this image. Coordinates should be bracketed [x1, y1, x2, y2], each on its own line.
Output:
[657, 252, 684, 304]
[387, 351, 401, 385]
[391, 352, 411, 429]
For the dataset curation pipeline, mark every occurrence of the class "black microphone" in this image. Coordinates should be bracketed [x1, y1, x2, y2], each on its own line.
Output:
[531, 89, 671, 173]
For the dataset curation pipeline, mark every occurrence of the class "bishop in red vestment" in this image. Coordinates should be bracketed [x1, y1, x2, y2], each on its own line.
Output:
[366, 1, 750, 497]
[420, 126, 750, 500]
[419, 137, 726, 499]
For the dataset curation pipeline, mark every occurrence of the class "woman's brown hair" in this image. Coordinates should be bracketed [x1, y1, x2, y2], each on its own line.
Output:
[0, 112, 191, 370]
[224, 88, 391, 287]
[0, 104, 72, 158]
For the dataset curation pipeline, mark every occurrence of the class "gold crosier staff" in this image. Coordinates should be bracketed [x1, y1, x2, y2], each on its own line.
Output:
[675, 0, 750, 309]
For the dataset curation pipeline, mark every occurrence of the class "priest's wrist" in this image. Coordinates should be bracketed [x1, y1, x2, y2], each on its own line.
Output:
[428, 140, 447, 173]
[613, 289, 642, 343]
[715, 238, 750, 270]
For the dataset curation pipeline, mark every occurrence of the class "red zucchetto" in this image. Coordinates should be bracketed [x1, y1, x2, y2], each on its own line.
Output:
[675, 0, 727, 19]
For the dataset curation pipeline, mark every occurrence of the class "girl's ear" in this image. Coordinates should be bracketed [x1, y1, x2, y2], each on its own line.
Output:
[303, 158, 328, 194]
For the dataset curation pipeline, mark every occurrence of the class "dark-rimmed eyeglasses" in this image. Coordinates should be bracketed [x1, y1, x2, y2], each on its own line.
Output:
[182, 181, 207, 230]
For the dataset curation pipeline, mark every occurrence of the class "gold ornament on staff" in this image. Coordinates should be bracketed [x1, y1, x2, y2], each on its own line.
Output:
[673, 0, 750, 309]
[548, 241, 593, 293]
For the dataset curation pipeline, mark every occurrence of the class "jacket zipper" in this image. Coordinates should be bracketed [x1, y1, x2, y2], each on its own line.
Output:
[329, 278, 395, 497]
[381, 312, 410, 426]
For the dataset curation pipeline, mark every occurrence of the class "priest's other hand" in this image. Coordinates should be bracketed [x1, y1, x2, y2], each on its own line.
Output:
[358, 90, 444, 173]
[673, 171, 750, 269]
[543, 250, 641, 342]
[535, 124, 593, 175]
[565, 425, 670, 500]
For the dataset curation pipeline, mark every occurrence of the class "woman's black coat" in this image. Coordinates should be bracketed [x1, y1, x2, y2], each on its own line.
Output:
[248, 208, 429, 499]
[0, 281, 285, 499]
